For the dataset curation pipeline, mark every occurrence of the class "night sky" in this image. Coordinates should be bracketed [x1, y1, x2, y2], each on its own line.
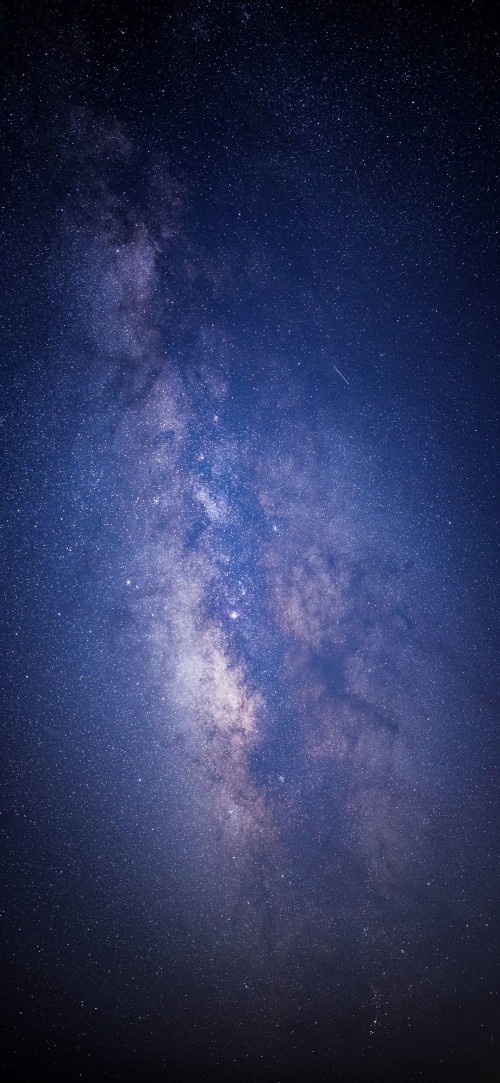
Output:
[1, 2, 499, 1080]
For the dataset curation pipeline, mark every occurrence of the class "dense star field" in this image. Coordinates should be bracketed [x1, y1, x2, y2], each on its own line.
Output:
[1, 2, 499, 1080]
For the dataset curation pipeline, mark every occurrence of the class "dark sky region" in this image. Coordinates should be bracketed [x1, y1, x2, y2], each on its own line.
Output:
[1, 2, 499, 1080]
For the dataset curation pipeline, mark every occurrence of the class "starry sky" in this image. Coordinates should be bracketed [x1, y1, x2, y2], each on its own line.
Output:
[1, 2, 499, 1080]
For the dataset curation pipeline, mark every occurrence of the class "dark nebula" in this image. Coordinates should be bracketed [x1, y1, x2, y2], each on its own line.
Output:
[1, 3, 499, 1080]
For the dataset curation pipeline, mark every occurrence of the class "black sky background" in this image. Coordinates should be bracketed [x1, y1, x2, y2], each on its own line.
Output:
[1, 2, 499, 1081]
